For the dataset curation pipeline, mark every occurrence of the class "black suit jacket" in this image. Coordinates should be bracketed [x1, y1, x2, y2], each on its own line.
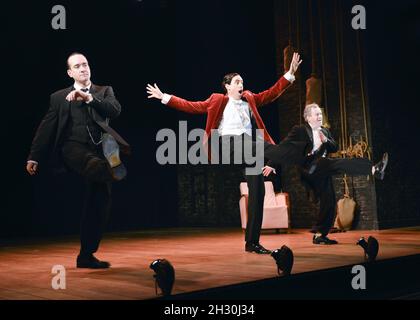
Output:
[282, 123, 339, 170]
[28, 84, 121, 164]
[279, 123, 339, 199]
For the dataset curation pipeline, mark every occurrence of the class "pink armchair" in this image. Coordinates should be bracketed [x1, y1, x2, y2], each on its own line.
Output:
[239, 181, 290, 232]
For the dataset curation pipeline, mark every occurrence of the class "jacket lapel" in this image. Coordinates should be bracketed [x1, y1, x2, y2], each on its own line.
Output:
[241, 92, 274, 143]
[320, 127, 328, 139]
[55, 86, 74, 146]
[87, 84, 98, 119]
[86, 84, 108, 125]
[59, 86, 74, 120]
[304, 123, 314, 148]
[214, 95, 229, 127]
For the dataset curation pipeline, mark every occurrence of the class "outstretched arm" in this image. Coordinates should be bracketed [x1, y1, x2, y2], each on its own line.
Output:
[147, 83, 209, 114]
[254, 52, 302, 107]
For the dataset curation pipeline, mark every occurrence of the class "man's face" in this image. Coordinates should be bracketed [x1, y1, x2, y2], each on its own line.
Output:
[226, 75, 244, 99]
[67, 54, 91, 84]
[307, 106, 323, 129]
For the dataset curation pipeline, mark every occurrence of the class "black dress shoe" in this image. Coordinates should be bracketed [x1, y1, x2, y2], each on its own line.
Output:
[77, 255, 111, 269]
[245, 242, 272, 254]
[312, 235, 338, 245]
[373, 152, 388, 180]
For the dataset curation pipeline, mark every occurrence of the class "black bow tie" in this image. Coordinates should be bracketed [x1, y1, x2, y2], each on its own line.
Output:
[81, 88, 89, 92]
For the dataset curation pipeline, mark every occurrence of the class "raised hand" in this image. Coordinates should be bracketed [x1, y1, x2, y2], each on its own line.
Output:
[146, 83, 163, 100]
[288, 52, 302, 76]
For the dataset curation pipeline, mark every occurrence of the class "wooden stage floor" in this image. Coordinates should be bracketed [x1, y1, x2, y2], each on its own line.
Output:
[1, 227, 420, 300]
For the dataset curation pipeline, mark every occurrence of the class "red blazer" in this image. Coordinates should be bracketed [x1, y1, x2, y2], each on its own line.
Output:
[166, 75, 292, 145]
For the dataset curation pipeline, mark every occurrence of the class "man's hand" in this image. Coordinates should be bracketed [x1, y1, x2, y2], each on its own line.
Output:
[288, 52, 302, 76]
[262, 166, 276, 177]
[26, 162, 38, 176]
[319, 130, 328, 143]
[65, 90, 93, 103]
[146, 83, 163, 100]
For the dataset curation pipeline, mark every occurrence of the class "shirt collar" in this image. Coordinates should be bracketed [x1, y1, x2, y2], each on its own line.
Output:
[309, 122, 321, 131]
[229, 97, 244, 104]
[73, 82, 92, 91]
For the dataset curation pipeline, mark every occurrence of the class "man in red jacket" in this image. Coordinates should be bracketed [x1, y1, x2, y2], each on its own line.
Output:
[147, 53, 302, 254]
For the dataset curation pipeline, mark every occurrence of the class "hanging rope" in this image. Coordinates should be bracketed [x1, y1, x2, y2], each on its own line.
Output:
[335, 0, 348, 152]
[309, 0, 315, 74]
[288, 0, 292, 47]
[339, 1, 348, 149]
[317, 0, 329, 115]
[296, 0, 303, 124]
[356, 27, 371, 159]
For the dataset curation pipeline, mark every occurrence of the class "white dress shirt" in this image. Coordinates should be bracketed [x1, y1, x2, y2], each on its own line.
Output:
[217, 98, 252, 136]
[309, 123, 326, 157]
[73, 82, 91, 92]
[312, 127, 322, 152]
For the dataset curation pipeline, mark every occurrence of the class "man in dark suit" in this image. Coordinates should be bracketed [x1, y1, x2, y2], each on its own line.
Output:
[147, 53, 302, 254]
[272, 103, 388, 244]
[26, 52, 128, 268]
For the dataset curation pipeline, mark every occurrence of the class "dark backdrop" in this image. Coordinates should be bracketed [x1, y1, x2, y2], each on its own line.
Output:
[2, 0, 280, 237]
[364, 0, 420, 227]
[2, 0, 419, 238]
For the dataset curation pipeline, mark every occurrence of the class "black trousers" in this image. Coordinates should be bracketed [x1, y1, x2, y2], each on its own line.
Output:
[304, 157, 372, 236]
[218, 135, 273, 244]
[216, 134, 308, 244]
[61, 141, 114, 257]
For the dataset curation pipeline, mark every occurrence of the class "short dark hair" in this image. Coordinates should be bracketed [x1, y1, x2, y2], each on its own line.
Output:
[66, 52, 85, 69]
[221, 72, 240, 93]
